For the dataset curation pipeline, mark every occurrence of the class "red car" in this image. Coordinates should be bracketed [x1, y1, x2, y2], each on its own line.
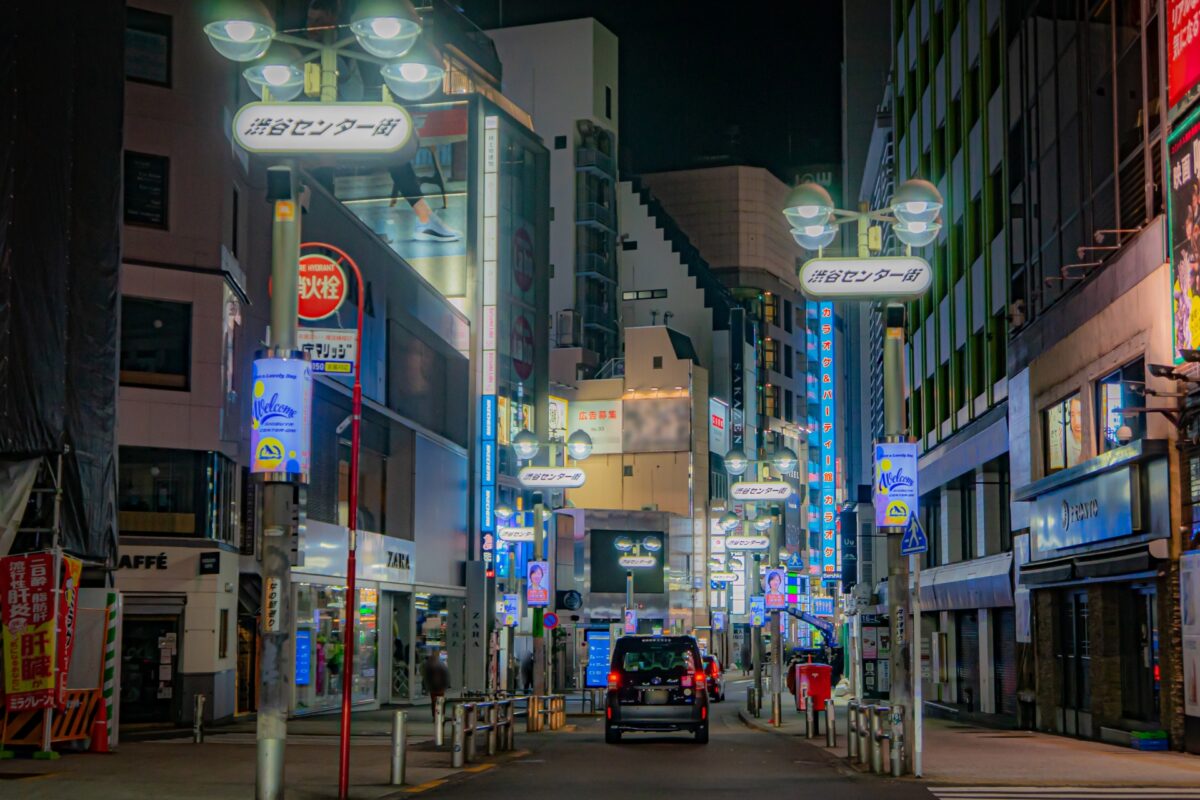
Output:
[702, 655, 725, 702]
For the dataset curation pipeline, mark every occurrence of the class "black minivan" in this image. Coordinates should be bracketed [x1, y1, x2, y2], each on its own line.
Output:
[605, 635, 708, 744]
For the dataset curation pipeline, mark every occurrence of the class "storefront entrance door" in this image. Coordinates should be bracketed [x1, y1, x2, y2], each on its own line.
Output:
[1058, 590, 1091, 736]
[1120, 586, 1160, 722]
[120, 615, 180, 725]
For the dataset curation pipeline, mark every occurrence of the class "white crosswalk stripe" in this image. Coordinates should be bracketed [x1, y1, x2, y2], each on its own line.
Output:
[929, 788, 1200, 799]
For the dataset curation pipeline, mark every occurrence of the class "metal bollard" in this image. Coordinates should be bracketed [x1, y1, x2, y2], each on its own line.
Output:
[871, 704, 889, 775]
[866, 705, 880, 772]
[747, 687, 758, 718]
[451, 704, 465, 768]
[390, 710, 407, 785]
[890, 705, 905, 778]
[434, 695, 445, 747]
[192, 693, 206, 744]
[487, 703, 498, 755]
[465, 703, 477, 761]
[825, 698, 836, 748]
[859, 704, 872, 767]
[847, 700, 859, 760]
[527, 695, 538, 733]
[804, 693, 814, 738]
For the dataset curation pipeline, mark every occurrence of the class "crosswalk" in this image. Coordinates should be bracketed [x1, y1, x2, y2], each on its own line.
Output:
[929, 788, 1200, 799]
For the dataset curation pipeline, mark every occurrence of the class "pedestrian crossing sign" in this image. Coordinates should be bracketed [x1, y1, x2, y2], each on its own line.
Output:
[901, 513, 928, 556]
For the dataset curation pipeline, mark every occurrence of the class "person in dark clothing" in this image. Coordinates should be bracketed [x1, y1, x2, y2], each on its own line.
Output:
[520, 651, 534, 694]
[740, 643, 752, 676]
[421, 651, 449, 717]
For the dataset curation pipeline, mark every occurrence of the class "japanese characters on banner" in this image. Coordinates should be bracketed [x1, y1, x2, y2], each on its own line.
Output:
[1170, 0, 1200, 111]
[1170, 110, 1200, 362]
[818, 302, 840, 582]
[1, 553, 82, 711]
[250, 357, 313, 479]
[569, 400, 622, 454]
[479, 116, 500, 565]
[297, 328, 356, 375]
[233, 102, 414, 154]
[296, 254, 347, 321]
[800, 257, 931, 300]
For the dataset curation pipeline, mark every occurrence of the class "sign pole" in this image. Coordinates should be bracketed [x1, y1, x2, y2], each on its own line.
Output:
[257, 165, 302, 800]
[911, 553, 923, 777]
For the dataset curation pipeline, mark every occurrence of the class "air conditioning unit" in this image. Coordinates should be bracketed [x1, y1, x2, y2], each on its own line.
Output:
[555, 309, 581, 347]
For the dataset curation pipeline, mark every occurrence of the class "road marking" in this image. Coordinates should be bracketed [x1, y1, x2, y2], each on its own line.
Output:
[929, 788, 1200, 799]
[463, 764, 495, 773]
[402, 779, 447, 794]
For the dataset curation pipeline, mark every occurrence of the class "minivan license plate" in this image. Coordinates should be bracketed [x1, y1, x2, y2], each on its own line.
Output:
[644, 689, 669, 705]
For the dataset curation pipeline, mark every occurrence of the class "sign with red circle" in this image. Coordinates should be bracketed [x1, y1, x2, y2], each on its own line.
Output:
[543, 612, 559, 630]
[511, 314, 534, 380]
[297, 253, 347, 320]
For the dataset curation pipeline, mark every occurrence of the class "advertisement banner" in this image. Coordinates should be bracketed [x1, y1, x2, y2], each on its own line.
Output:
[709, 398, 729, 456]
[569, 400, 622, 454]
[713, 611, 726, 631]
[750, 595, 766, 627]
[1170, 0, 1200, 110]
[874, 442, 919, 527]
[763, 568, 787, 610]
[623, 609, 638, 635]
[1, 553, 78, 711]
[502, 594, 519, 627]
[819, 302, 839, 580]
[1171, 109, 1200, 362]
[526, 561, 550, 608]
[250, 357, 313, 478]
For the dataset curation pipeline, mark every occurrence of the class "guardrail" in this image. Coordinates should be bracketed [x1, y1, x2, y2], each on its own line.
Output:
[526, 694, 566, 732]
[450, 698, 518, 768]
[845, 698, 905, 776]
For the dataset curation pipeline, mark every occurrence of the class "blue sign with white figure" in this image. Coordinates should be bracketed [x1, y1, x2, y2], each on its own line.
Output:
[874, 442, 919, 527]
[250, 356, 312, 479]
[901, 513, 928, 556]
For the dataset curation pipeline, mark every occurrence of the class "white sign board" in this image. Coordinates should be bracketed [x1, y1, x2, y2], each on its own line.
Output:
[730, 481, 794, 501]
[233, 102, 414, 154]
[725, 535, 771, 551]
[710, 571, 738, 583]
[518, 467, 587, 489]
[569, 400, 622, 454]
[498, 527, 535, 543]
[298, 327, 357, 375]
[619, 555, 657, 569]
[800, 256, 932, 301]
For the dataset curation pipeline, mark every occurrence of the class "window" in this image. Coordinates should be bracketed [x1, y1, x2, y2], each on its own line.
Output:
[554, 135, 567, 149]
[763, 338, 778, 372]
[785, 390, 794, 422]
[763, 385, 781, 418]
[121, 297, 190, 389]
[219, 609, 230, 659]
[783, 300, 794, 333]
[784, 344, 794, 378]
[763, 293, 779, 325]
[125, 8, 172, 86]
[1044, 392, 1083, 473]
[605, 86, 613, 119]
[118, 447, 237, 541]
[1096, 358, 1145, 452]
[621, 239, 638, 251]
[621, 289, 667, 300]
[124, 151, 169, 228]
[231, 186, 240, 257]
[652, 356, 663, 369]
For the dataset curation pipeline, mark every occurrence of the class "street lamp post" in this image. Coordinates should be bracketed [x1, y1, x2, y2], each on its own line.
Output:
[201, 3, 444, 798]
[512, 428, 592, 696]
[783, 178, 943, 775]
[719, 445, 797, 725]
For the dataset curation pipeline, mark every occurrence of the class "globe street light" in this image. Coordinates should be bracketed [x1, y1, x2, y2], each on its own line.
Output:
[512, 428, 540, 461]
[350, 0, 422, 58]
[203, 1, 275, 62]
[381, 40, 446, 101]
[719, 511, 741, 532]
[723, 448, 749, 476]
[566, 429, 594, 460]
[241, 43, 304, 102]
[769, 446, 798, 474]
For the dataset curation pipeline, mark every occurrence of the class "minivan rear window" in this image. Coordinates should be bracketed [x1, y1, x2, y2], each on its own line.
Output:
[614, 639, 697, 675]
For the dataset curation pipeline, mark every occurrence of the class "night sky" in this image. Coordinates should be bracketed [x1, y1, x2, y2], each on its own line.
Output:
[461, 0, 844, 181]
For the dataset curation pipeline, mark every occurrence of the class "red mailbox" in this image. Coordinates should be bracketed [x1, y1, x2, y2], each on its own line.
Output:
[794, 662, 832, 711]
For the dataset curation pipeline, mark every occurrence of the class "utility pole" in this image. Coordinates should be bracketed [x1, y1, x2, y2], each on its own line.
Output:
[883, 301, 912, 774]
[257, 164, 303, 800]
[769, 507, 783, 726]
[532, 496, 546, 697]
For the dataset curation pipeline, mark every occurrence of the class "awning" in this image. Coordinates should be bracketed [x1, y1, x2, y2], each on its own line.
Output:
[1020, 540, 1168, 587]
[917, 552, 1014, 611]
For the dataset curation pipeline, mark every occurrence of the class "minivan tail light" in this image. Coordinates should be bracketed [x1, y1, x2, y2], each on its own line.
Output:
[607, 671, 620, 689]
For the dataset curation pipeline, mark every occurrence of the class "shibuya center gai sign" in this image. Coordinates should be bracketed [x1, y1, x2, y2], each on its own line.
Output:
[250, 356, 313, 479]
[518, 467, 586, 489]
[232, 102, 414, 155]
[800, 256, 932, 300]
[730, 481, 794, 501]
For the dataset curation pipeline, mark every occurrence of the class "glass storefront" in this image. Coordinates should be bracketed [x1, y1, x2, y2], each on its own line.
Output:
[294, 582, 378, 714]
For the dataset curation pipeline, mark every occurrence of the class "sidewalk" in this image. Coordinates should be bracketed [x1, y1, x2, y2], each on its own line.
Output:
[738, 694, 1200, 787]
[0, 703, 526, 799]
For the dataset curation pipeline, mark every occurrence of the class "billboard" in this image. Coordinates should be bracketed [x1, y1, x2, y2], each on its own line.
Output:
[1171, 108, 1200, 362]
[250, 356, 312, 479]
[1170, 0, 1200, 110]
[526, 561, 550, 608]
[709, 398, 729, 456]
[818, 302, 839, 581]
[569, 400, 622, 454]
[590, 530, 665, 594]
[874, 442, 919, 527]
[623, 398, 691, 453]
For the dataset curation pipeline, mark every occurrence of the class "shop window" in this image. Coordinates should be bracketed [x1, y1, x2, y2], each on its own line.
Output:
[763, 338, 778, 372]
[1096, 358, 1145, 452]
[763, 293, 779, 326]
[118, 447, 237, 541]
[121, 297, 190, 389]
[125, 7, 171, 87]
[294, 584, 378, 713]
[1043, 392, 1083, 473]
[763, 385, 781, 419]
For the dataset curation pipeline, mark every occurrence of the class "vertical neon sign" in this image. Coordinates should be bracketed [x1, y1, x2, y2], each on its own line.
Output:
[480, 115, 500, 569]
[819, 302, 839, 581]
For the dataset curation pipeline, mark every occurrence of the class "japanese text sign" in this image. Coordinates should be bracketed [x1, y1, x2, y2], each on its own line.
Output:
[801, 256, 932, 301]
[874, 442, 919, 527]
[518, 467, 586, 489]
[297, 254, 347, 320]
[1, 553, 81, 711]
[1170, 0, 1200, 109]
[730, 481, 793, 501]
[298, 328, 356, 375]
[233, 102, 413, 154]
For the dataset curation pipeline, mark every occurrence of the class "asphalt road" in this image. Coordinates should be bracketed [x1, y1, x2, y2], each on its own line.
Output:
[424, 679, 930, 800]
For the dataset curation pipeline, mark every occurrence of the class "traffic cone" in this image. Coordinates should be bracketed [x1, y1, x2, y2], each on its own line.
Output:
[88, 696, 109, 754]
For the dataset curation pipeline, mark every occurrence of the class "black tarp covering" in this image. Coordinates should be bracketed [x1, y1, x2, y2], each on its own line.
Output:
[0, 1, 123, 563]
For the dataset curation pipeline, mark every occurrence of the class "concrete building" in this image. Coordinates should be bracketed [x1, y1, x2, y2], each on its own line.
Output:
[488, 19, 622, 377]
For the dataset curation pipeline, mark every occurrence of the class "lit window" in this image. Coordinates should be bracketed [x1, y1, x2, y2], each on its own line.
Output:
[1096, 358, 1145, 452]
[1043, 392, 1083, 473]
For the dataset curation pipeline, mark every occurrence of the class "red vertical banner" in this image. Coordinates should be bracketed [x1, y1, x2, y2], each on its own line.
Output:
[57, 556, 82, 706]
[1, 553, 58, 711]
[1170, 0, 1200, 110]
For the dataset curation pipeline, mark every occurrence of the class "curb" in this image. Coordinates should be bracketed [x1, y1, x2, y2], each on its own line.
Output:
[377, 747, 533, 797]
[736, 708, 863, 778]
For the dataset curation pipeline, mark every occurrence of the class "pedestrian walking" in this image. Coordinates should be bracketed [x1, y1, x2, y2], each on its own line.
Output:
[740, 642, 751, 676]
[421, 650, 449, 717]
[520, 651, 534, 694]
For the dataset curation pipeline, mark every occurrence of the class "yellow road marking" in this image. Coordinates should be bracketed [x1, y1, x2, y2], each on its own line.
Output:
[402, 779, 447, 793]
[464, 764, 495, 773]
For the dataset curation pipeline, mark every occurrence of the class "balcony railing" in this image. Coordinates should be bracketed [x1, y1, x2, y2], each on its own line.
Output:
[575, 201, 616, 232]
[575, 146, 616, 180]
[575, 252, 617, 283]
[582, 303, 618, 332]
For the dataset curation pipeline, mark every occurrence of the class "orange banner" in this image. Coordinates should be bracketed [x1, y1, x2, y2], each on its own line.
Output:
[1, 553, 81, 712]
